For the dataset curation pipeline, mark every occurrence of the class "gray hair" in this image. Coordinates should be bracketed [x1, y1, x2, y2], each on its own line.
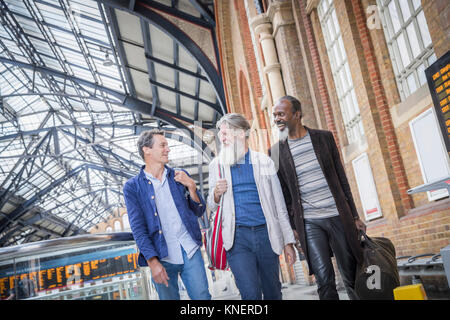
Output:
[277, 95, 302, 114]
[216, 113, 251, 137]
[137, 129, 165, 160]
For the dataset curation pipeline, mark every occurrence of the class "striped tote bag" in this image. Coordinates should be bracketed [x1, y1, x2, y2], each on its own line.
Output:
[204, 163, 228, 270]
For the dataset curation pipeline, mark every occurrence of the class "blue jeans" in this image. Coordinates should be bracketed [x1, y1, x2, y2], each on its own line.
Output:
[152, 247, 211, 300]
[226, 224, 282, 300]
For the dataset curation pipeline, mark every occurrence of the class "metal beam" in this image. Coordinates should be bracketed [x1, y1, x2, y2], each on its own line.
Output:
[0, 119, 53, 209]
[98, 0, 213, 28]
[0, 123, 211, 159]
[101, 4, 137, 98]
[95, 0, 227, 115]
[140, 17, 160, 116]
[188, 0, 215, 26]
[0, 163, 132, 234]
[0, 57, 217, 133]
[144, 52, 209, 82]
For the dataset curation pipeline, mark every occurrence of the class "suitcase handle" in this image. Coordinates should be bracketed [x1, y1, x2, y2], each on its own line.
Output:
[359, 230, 371, 243]
[358, 230, 377, 249]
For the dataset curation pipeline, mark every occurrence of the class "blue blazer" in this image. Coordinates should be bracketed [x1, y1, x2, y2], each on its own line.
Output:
[123, 165, 206, 267]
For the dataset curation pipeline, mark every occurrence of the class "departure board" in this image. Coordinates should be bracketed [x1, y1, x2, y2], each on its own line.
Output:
[425, 50, 450, 153]
[0, 252, 139, 299]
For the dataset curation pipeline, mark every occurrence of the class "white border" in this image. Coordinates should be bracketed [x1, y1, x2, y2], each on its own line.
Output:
[352, 152, 383, 221]
[409, 107, 450, 201]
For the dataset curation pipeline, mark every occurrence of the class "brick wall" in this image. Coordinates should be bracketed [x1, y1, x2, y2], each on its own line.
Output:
[422, 0, 450, 58]
[216, 0, 450, 285]
[296, 0, 340, 147]
[301, 0, 449, 259]
[215, 0, 295, 283]
[269, 1, 319, 129]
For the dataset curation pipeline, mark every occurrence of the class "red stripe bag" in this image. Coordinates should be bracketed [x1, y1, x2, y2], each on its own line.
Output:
[203, 163, 228, 270]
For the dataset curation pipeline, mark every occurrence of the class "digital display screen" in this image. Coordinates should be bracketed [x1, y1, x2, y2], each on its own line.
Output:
[425, 50, 450, 153]
[0, 252, 139, 299]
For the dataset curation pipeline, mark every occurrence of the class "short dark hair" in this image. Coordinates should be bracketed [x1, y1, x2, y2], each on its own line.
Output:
[137, 129, 165, 160]
[277, 95, 302, 114]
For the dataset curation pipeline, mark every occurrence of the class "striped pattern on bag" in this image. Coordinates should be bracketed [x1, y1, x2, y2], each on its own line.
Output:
[204, 163, 228, 270]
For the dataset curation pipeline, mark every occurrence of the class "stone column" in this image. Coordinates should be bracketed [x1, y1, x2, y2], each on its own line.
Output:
[250, 14, 286, 141]
[266, 0, 319, 129]
[250, 15, 286, 103]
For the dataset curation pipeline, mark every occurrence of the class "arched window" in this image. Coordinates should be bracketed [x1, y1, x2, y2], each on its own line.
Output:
[238, 70, 252, 120]
[106, 226, 112, 233]
[122, 214, 130, 231]
[114, 220, 122, 231]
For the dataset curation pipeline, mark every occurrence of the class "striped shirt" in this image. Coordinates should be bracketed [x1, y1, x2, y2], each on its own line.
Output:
[288, 132, 339, 219]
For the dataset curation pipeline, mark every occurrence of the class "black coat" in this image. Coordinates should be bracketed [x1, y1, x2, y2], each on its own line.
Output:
[270, 127, 363, 274]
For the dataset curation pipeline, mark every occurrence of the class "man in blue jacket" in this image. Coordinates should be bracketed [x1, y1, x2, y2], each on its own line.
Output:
[123, 129, 211, 300]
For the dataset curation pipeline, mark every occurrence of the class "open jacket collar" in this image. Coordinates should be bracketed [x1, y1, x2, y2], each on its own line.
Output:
[279, 126, 326, 178]
[138, 164, 174, 181]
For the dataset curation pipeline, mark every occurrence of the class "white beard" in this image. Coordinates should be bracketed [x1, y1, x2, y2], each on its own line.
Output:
[218, 141, 247, 166]
[277, 127, 289, 141]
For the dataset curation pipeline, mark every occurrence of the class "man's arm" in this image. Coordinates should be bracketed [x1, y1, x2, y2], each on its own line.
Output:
[206, 160, 220, 212]
[177, 169, 206, 217]
[277, 165, 295, 230]
[266, 157, 296, 244]
[266, 157, 296, 265]
[123, 181, 159, 261]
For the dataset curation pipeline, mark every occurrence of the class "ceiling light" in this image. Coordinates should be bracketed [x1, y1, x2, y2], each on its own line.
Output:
[103, 52, 113, 67]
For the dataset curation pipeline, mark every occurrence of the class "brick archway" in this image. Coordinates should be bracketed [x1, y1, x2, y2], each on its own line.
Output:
[239, 70, 252, 120]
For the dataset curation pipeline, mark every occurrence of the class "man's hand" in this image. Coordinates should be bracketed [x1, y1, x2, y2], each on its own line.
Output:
[175, 170, 200, 203]
[293, 229, 299, 242]
[354, 217, 366, 233]
[291, 230, 305, 256]
[284, 243, 296, 266]
[147, 257, 170, 287]
[174, 170, 196, 191]
[214, 179, 228, 204]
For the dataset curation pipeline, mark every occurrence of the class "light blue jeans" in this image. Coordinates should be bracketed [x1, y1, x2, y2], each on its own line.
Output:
[152, 246, 211, 300]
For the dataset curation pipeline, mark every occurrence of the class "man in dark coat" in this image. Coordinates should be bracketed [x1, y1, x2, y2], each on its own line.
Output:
[269, 95, 366, 300]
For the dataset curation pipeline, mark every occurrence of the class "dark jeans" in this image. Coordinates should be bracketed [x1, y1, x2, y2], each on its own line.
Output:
[226, 224, 282, 300]
[305, 215, 359, 300]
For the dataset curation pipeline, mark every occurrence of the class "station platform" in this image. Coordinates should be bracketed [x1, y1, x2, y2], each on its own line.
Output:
[210, 282, 349, 300]
[1, 232, 448, 300]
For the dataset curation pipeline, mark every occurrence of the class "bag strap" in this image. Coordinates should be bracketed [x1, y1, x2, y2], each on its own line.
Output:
[217, 162, 225, 209]
[218, 162, 222, 179]
[359, 230, 375, 248]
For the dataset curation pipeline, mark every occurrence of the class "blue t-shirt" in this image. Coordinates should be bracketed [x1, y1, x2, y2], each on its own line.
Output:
[230, 151, 266, 227]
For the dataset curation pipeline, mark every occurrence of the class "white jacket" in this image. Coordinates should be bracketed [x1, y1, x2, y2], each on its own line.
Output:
[207, 149, 295, 255]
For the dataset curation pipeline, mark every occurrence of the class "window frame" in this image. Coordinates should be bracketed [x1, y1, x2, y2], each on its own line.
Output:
[377, 0, 436, 100]
[318, 0, 365, 144]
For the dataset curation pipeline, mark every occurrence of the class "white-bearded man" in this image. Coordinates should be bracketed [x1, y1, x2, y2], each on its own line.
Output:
[207, 113, 296, 300]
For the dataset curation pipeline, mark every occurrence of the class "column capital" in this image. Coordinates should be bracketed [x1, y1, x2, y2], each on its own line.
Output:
[250, 13, 272, 34]
[306, 0, 320, 14]
[266, 1, 295, 38]
[266, 0, 293, 21]
[263, 62, 282, 74]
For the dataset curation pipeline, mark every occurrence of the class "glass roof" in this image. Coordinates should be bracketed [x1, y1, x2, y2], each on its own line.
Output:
[0, 0, 217, 246]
